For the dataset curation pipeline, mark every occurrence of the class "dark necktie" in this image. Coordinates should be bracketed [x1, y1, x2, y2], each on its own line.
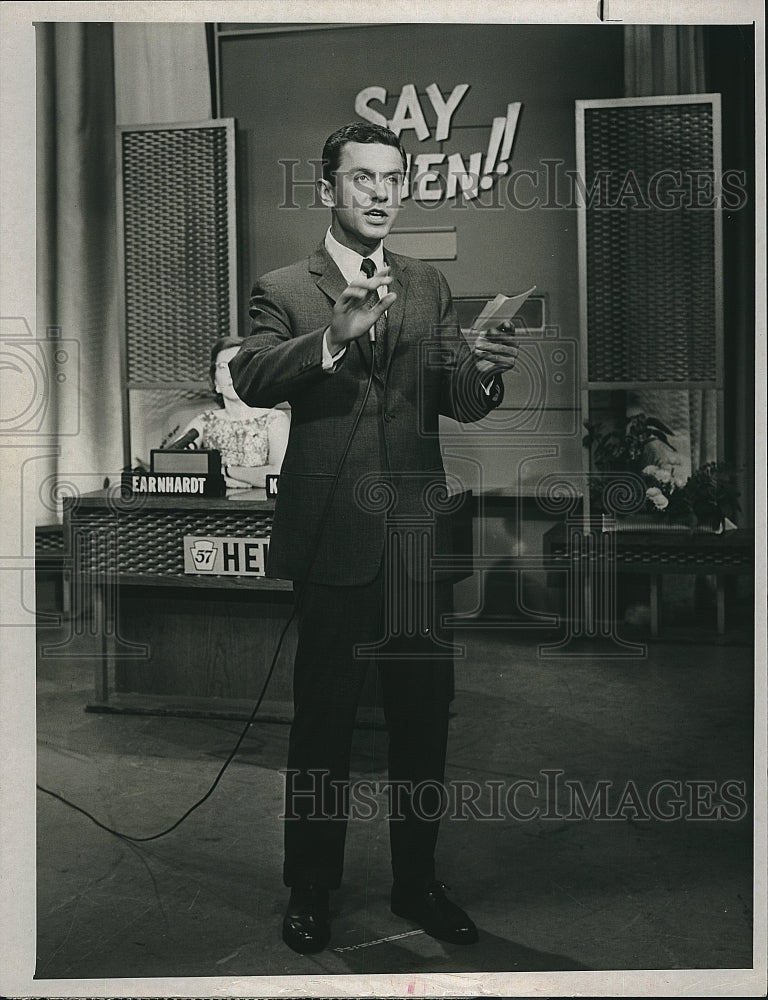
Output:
[360, 257, 387, 373]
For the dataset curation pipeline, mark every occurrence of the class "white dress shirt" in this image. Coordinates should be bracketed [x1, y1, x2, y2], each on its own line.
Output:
[320, 228, 499, 399]
[321, 228, 385, 370]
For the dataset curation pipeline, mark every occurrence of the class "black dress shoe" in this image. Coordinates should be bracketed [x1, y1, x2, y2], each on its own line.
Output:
[282, 886, 331, 954]
[391, 880, 479, 945]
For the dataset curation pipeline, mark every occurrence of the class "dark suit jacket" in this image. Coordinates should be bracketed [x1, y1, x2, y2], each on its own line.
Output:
[229, 244, 503, 586]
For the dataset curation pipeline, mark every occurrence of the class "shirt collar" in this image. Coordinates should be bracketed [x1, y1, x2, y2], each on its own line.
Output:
[324, 227, 385, 285]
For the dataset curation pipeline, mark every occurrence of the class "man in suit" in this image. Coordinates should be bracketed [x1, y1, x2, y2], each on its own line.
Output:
[230, 122, 519, 954]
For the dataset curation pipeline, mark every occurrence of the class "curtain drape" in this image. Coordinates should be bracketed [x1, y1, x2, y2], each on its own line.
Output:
[706, 26, 755, 530]
[36, 22, 122, 525]
[36, 23, 214, 526]
[623, 24, 717, 483]
[113, 23, 212, 125]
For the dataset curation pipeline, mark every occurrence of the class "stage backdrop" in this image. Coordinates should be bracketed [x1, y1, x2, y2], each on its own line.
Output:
[218, 23, 624, 493]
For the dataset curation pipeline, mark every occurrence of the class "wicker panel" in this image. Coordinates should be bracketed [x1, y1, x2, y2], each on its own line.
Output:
[548, 537, 751, 569]
[35, 525, 65, 555]
[69, 508, 274, 579]
[618, 547, 750, 568]
[121, 124, 233, 382]
[584, 103, 717, 383]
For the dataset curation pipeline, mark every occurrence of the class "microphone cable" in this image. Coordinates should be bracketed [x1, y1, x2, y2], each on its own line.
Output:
[37, 352, 378, 843]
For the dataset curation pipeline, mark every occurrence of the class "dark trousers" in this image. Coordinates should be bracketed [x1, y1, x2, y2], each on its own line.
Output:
[283, 565, 455, 890]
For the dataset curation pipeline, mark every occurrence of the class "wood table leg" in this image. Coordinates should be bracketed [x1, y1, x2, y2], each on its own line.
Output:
[716, 576, 726, 635]
[649, 573, 660, 637]
[92, 581, 116, 704]
[62, 568, 71, 616]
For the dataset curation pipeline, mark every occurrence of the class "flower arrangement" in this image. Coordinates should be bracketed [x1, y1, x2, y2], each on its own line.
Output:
[641, 461, 741, 531]
[583, 414, 740, 531]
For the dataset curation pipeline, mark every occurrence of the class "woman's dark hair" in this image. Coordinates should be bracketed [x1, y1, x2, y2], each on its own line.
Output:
[209, 336, 243, 396]
[321, 122, 407, 182]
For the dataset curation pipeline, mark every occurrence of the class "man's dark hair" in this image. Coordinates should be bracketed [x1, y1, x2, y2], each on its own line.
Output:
[322, 122, 407, 182]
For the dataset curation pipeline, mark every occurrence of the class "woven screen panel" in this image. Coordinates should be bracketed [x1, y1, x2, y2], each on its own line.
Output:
[617, 547, 749, 568]
[122, 125, 233, 382]
[548, 537, 751, 568]
[584, 103, 717, 383]
[70, 508, 274, 578]
[35, 526, 65, 555]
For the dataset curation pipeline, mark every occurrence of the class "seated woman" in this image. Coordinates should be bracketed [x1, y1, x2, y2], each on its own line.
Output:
[179, 337, 289, 489]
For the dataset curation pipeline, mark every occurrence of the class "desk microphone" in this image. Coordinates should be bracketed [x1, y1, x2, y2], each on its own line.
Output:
[163, 428, 199, 450]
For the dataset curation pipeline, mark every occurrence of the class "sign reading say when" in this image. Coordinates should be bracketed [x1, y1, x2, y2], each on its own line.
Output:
[354, 83, 522, 203]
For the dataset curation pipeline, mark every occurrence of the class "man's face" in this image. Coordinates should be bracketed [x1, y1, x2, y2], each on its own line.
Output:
[318, 141, 405, 254]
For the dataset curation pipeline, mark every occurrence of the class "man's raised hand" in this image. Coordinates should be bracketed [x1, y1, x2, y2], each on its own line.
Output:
[327, 267, 396, 354]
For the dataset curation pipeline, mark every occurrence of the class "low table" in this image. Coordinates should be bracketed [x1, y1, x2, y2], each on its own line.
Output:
[543, 523, 754, 636]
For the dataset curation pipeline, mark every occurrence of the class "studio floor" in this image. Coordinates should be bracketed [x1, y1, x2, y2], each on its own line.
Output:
[35, 601, 755, 981]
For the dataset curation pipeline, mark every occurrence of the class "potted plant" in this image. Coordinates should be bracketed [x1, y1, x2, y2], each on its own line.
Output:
[583, 414, 740, 531]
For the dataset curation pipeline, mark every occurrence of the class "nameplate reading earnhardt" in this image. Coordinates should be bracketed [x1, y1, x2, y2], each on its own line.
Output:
[184, 535, 270, 576]
[127, 473, 208, 495]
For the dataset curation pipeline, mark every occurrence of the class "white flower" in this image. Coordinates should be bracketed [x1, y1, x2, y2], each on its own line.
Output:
[646, 486, 669, 510]
[642, 464, 673, 484]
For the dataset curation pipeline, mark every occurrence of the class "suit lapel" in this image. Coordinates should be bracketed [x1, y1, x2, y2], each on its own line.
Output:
[382, 249, 408, 377]
[309, 245, 347, 305]
[309, 244, 410, 379]
[309, 245, 372, 374]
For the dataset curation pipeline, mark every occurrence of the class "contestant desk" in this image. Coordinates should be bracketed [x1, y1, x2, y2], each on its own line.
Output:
[63, 489, 305, 721]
